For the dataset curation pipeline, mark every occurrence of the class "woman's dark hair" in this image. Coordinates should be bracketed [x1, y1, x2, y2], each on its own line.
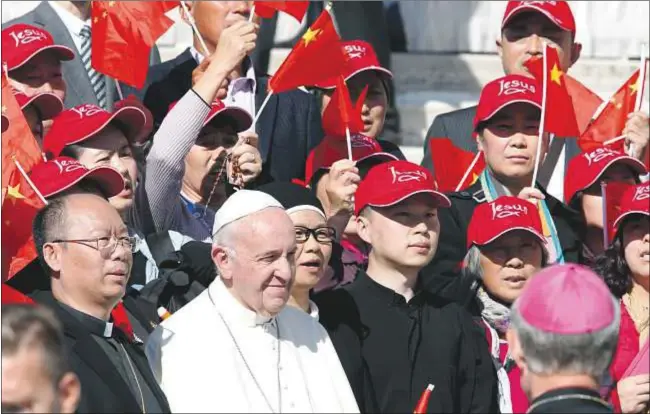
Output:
[593, 217, 635, 299]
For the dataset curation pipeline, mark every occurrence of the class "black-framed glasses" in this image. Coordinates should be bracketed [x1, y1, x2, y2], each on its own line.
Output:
[294, 226, 336, 244]
[50, 236, 137, 258]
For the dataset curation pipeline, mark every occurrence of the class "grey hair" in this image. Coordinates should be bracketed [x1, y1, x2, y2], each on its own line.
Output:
[461, 242, 550, 282]
[212, 220, 239, 258]
[2, 304, 70, 385]
[509, 294, 620, 378]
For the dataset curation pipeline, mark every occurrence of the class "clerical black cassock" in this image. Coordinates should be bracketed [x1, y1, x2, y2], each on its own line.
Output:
[315, 271, 499, 413]
[526, 387, 613, 413]
[32, 291, 171, 413]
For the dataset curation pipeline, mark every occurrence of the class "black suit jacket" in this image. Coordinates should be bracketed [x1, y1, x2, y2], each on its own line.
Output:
[420, 180, 584, 305]
[141, 48, 325, 182]
[421, 105, 582, 190]
[30, 291, 171, 414]
[3, 2, 160, 108]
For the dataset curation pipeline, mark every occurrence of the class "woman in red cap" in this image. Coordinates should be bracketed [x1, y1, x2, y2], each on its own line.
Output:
[595, 183, 649, 414]
[565, 147, 647, 267]
[423, 73, 581, 305]
[13, 89, 63, 145]
[462, 196, 549, 413]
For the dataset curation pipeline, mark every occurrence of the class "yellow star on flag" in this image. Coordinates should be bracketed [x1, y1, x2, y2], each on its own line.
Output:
[629, 81, 639, 94]
[6, 184, 25, 202]
[302, 28, 322, 47]
[1, 105, 6, 114]
[550, 63, 563, 85]
[102, 10, 108, 18]
[470, 173, 479, 185]
[108, 0, 116, 6]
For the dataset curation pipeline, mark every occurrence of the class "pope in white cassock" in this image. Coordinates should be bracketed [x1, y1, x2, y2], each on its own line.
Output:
[145, 190, 360, 413]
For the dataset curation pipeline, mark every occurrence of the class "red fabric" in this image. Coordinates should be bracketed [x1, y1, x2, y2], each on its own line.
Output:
[254, 1, 309, 22]
[611, 183, 649, 231]
[314, 40, 393, 89]
[269, 9, 346, 93]
[564, 75, 604, 136]
[91, 1, 177, 89]
[524, 47, 580, 138]
[111, 302, 135, 342]
[609, 302, 640, 413]
[1, 167, 46, 282]
[579, 69, 642, 154]
[1, 283, 34, 304]
[1, 73, 43, 191]
[602, 181, 635, 244]
[502, 1, 576, 34]
[428, 138, 485, 192]
[321, 76, 363, 137]
[473, 75, 541, 130]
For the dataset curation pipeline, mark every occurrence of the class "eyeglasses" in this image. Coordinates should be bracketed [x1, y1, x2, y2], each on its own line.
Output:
[50, 235, 137, 258]
[294, 226, 336, 244]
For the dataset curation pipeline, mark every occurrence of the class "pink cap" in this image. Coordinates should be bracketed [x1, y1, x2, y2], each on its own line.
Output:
[517, 264, 616, 334]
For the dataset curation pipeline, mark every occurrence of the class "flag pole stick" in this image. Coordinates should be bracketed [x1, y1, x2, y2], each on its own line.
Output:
[13, 157, 48, 205]
[603, 135, 626, 146]
[115, 80, 124, 101]
[252, 92, 274, 127]
[179, 1, 210, 56]
[345, 127, 353, 161]
[455, 151, 482, 192]
[628, 44, 647, 157]
[248, 5, 255, 22]
[601, 182, 609, 249]
[531, 44, 548, 187]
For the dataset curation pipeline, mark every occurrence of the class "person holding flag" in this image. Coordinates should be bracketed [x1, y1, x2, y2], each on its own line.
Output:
[564, 147, 647, 266]
[421, 74, 582, 306]
[594, 182, 650, 414]
[142, 0, 324, 182]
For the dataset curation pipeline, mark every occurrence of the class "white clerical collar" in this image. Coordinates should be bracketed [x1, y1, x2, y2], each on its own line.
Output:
[210, 277, 274, 328]
[308, 300, 320, 321]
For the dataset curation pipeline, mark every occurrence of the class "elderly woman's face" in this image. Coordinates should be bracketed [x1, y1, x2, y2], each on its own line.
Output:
[289, 210, 334, 291]
[622, 216, 650, 283]
[479, 230, 545, 304]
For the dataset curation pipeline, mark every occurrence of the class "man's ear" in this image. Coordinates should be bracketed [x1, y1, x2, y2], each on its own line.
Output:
[356, 214, 372, 245]
[506, 328, 527, 370]
[58, 372, 81, 414]
[212, 246, 232, 280]
[476, 134, 486, 153]
[496, 35, 504, 59]
[43, 243, 62, 274]
[569, 42, 582, 68]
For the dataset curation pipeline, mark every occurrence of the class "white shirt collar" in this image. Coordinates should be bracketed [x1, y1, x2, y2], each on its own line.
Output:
[308, 300, 320, 321]
[210, 277, 274, 328]
[50, 2, 88, 36]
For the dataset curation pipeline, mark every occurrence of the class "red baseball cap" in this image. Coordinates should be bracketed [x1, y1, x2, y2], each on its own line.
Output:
[168, 99, 252, 132]
[13, 90, 63, 121]
[564, 147, 646, 204]
[473, 74, 542, 131]
[314, 40, 393, 89]
[354, 160, 451, 215]
[2, 23, 74, 71]
[517, 264, 616, 335]
[613, 182, 649, 230]
[29, 156, 125, 199]
[305, 134, 398, 185]
[467, 196, 546, 249]
[502, 1, 576, 35]
[43, 103, 148, 158]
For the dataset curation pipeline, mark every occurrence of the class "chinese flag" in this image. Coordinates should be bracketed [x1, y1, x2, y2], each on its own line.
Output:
[429, 138, 485, 192]
[322, 76, 364, 137]
[254, 1, 309, 22]
[269, 9, 346, 93]
[524, 46, 580, 138]
[91, 1, 178, 89]
[602, 181, 634, 245]
[1, 74, 43, 192]
[1, 166, 46, 282]
[111, 302, 135, 341]
[1, 284, 34, 305]
[564, 74, 603, 135]
[579, 68, 643, 153]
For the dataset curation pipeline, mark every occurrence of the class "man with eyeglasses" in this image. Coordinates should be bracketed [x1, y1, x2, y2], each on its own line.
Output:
[30, 193, 170, 414]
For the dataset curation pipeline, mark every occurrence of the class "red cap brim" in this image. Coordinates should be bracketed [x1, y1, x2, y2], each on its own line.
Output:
[502, 4, 574, 33]
[9, 44, 75, 71]
[358, 189, 451, 216]
[21, 93, 64, 121]
[315, 67, 394, 90]
[204, 106, 253, 133]
[472, 226, 547, 249]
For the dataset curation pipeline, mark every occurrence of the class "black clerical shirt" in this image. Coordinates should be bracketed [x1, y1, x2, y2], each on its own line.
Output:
[58, 302, 164, 414]
[315, 270, 499, 413]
